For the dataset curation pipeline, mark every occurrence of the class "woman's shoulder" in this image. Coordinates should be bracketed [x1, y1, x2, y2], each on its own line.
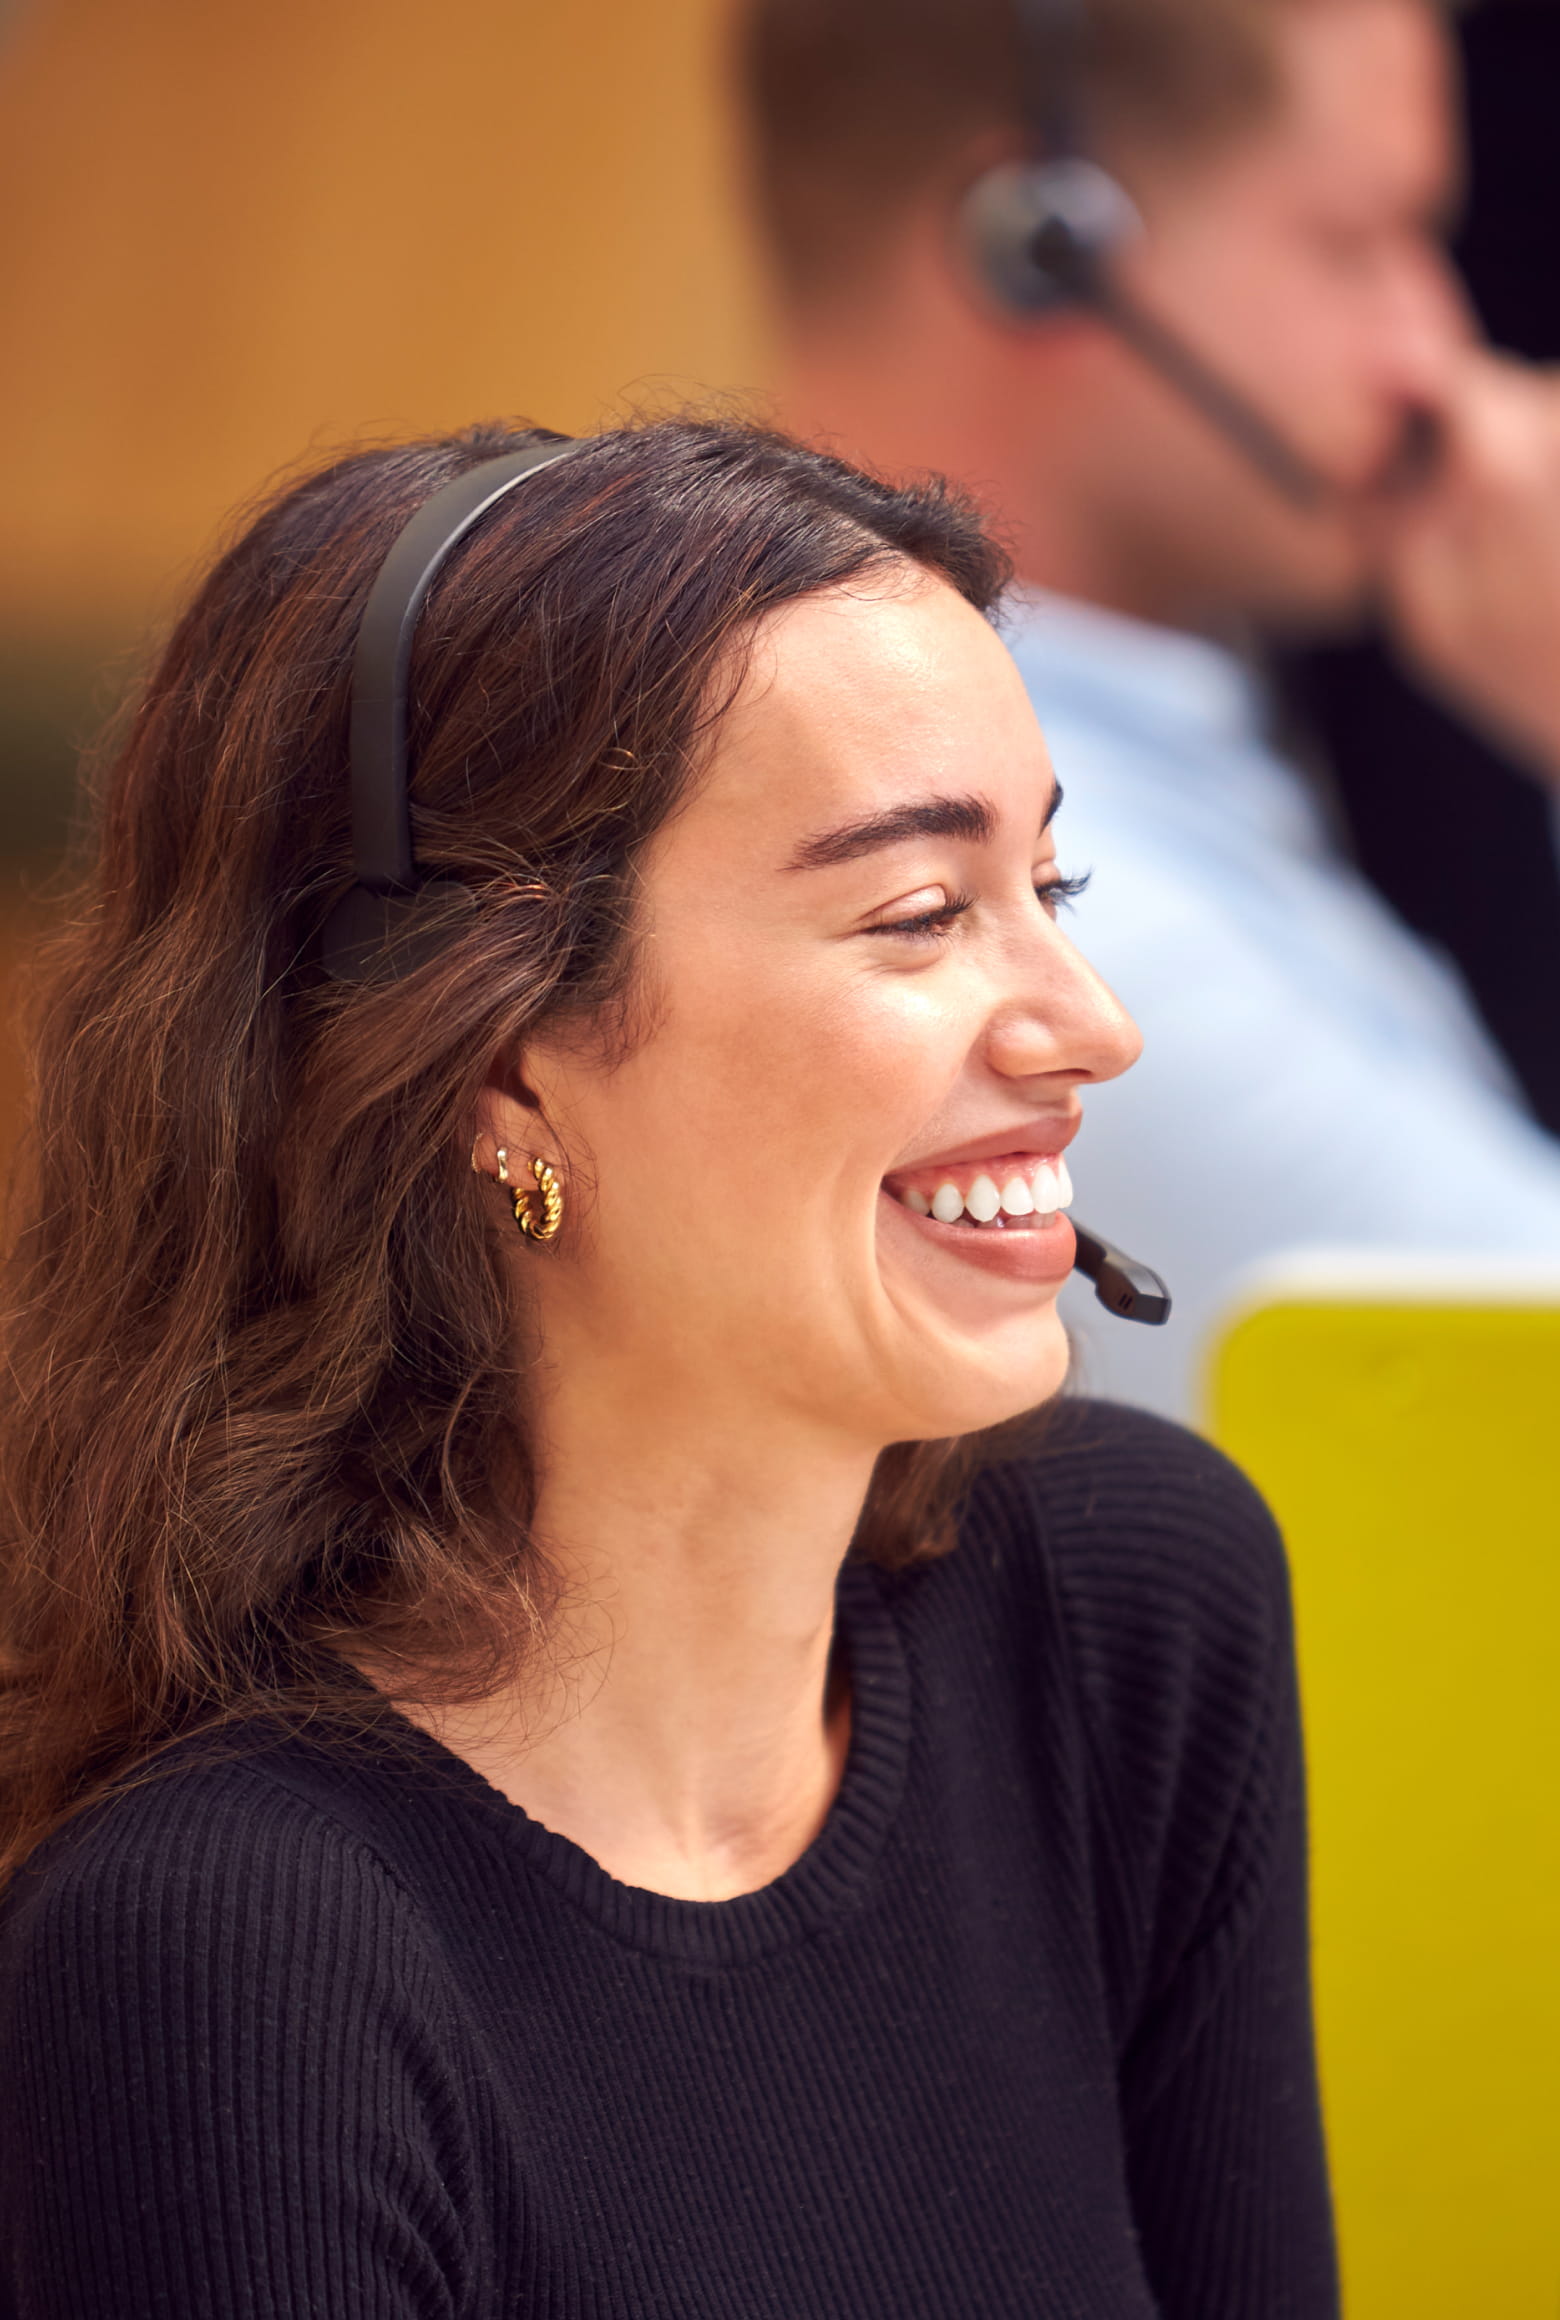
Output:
[0, 1733, 486, 2306]
[958, 1394, 1291, 1670]
[951, 1398, 1299, 1877]
[951, 1398, 1303, 2010]
[0, 1722, 437, 2005]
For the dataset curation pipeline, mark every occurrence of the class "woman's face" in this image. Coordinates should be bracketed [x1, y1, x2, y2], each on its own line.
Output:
[499, 575, 1140, 1451]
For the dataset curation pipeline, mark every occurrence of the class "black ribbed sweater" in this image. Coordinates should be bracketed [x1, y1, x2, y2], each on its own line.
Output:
[0, 1403, 1337, 2318]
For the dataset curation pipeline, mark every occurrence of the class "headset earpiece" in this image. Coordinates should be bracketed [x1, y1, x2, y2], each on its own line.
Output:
[962, 156, 1141, 319]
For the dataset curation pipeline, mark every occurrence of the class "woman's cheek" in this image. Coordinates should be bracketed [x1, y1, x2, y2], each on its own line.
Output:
[655, 937, 977, 1183]
[841, 968, 976, 1117]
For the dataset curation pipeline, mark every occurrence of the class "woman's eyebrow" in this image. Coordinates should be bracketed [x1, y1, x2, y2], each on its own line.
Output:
[782, 784, 1061, 873]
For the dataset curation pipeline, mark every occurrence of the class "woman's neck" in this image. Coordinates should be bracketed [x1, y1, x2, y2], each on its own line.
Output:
[416, 1396, 877, 1902]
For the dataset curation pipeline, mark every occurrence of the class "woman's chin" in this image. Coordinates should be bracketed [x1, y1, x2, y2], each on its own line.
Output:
[881, 1309, 1072, 1445]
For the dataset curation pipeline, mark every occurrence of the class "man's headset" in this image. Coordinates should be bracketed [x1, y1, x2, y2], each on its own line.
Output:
[321, 450, 1173, 1326]
[962, 0, 1333, 509]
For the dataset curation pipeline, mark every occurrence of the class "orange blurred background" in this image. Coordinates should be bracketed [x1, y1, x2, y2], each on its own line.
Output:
[0, 0, 768, 1138]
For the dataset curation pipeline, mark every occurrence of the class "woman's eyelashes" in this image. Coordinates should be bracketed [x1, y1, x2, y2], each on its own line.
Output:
[870, 870, 1091, 942]
[1041, 869, 1091, 912]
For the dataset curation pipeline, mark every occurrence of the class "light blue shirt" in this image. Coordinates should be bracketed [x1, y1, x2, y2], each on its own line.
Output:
[1007, 588, 1560, 1420]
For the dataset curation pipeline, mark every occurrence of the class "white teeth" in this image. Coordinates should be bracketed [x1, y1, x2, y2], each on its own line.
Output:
[965, 1173, 1001, 1223]
[908, 1157, 1074, 1226]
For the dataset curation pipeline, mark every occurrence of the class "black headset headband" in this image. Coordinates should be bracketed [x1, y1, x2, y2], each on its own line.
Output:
[320, 436, 583, 982]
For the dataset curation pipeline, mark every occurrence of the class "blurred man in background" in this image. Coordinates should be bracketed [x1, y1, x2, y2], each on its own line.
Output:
[740, 0, 1560, 1416]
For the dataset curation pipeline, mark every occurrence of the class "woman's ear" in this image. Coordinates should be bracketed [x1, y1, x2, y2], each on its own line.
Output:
[474, 1044, 547, 1165]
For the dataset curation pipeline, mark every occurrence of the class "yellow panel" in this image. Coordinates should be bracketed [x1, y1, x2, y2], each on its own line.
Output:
[1207, 1299, 1560, 2319]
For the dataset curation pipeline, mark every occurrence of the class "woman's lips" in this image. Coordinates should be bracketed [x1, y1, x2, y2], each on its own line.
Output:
[877, 1189, 1077, 1285]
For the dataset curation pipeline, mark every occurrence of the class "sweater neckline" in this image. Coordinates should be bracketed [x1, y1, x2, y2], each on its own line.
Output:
[391, 1557, 912, 1966]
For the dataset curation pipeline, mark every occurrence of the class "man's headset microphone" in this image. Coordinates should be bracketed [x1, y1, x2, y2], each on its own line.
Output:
[963, 0, 1445, 507]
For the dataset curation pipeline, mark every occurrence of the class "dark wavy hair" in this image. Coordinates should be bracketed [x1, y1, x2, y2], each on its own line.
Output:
[0, 414, 1012, 1888]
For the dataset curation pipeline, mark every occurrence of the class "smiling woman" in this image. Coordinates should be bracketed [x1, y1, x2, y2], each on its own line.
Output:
[0, 417, 1337, 2317]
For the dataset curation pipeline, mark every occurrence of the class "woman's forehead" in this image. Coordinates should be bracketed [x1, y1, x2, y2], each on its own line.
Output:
[695, 583, 1046, 852]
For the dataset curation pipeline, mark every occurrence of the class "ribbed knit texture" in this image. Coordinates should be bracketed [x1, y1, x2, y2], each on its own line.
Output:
[0, 1402, 1338, 2318]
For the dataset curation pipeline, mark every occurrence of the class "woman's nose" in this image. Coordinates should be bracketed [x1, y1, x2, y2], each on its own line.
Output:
[985, 938, 1143, 1088]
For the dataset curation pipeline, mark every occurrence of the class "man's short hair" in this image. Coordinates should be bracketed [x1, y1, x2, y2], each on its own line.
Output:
[738, 0, 1355, 312]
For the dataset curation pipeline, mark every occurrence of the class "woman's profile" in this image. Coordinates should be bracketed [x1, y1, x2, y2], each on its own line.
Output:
[0, 418, 1337, 2316]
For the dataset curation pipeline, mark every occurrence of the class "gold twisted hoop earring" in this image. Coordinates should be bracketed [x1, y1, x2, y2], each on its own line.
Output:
[494, 1146, 564, 1244]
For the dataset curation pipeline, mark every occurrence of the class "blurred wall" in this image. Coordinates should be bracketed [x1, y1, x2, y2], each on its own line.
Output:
[0, 0, 765, 633]
[0, 0, 768, 1134]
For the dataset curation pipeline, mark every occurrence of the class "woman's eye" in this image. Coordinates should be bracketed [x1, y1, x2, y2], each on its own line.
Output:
[864, 869, 1090, 942]
[869, 891, 974, 941]
[867, 869, 1090, 941]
